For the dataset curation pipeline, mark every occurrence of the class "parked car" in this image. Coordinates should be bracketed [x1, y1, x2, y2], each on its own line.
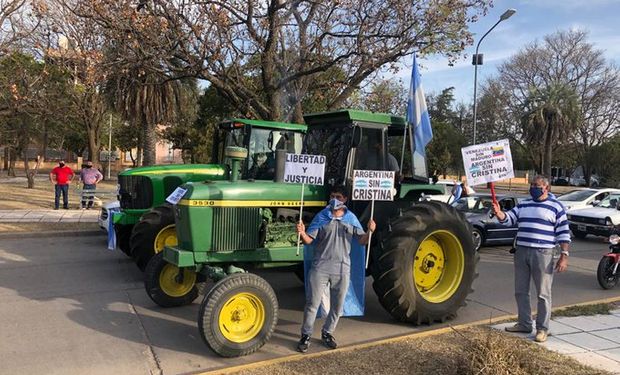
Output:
[567, 193, 620, 239]
[423, 180, 476, 203]
[98, 200, 120, 233]
[451, 193, 525, 251]
[569, 175, 600, 187]
[556, 188, 620, 212]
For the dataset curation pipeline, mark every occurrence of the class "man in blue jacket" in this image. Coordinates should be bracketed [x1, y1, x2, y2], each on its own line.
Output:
[295, 186, 376, 353]
[491, 175, 570, 343]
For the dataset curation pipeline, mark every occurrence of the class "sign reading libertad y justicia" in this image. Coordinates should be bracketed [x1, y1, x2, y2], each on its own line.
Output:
[283, 153, 326, 185]
[461, 139, 514, 186]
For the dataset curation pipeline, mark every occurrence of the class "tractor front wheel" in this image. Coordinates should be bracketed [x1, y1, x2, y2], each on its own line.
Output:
[144, 252, 198, 307]
[130, 204, 177, 271]
[198, 273, 278, 357]
[372, 201, 478, 324]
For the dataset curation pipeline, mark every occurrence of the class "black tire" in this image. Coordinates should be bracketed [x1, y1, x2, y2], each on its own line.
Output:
[144, 252, 199, 307]
[597, 256, 619, 289]
[372, 201, 478, 324]
[472, 227, 484, 252]
[114, 224, 133, 257]
[573, 229, 587, 239]
[198, 273, 278, 357]
[130, 204, 177, 271]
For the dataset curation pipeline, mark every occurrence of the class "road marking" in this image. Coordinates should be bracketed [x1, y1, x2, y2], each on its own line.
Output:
[196, 295, 620, 375]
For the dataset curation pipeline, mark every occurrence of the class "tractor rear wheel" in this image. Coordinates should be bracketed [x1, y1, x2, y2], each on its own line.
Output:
[144, 252, 198, 307]
[198, 273, 278, 357]
[372, 201, 478, 324]
[130, 204, 177, 271]
[114, 224, 133, 257]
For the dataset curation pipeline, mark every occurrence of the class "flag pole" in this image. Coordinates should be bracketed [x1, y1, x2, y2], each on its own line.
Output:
[365, 198, 375, 269]
[296, 183, 305, 256]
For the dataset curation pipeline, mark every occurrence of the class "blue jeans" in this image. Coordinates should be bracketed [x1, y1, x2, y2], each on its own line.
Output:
[301, 269, 350, 336]
[81, 183, 96, 208]
[54, 184, 69, 209]
[514, 246, 555, 331]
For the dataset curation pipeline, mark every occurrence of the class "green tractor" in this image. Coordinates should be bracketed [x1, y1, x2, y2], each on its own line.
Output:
[144, 110, 477, 357]
[113, 119, 306, 270]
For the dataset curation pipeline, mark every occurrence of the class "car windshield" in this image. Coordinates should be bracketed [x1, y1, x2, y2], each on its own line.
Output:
[557, 189, 595, 202]
[452, 196, 493, 214]
[598, 194, 620, 209]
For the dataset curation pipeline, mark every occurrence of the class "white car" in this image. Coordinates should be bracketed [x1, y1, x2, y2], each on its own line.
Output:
[567, 193, 620, 239]
[98, 200, 121, 233]
[423, 180, 476, 203]
[556, 188, 620, 212]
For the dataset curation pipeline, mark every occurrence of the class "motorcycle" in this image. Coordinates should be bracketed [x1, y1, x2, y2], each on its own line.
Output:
[597, 234, 620, 289]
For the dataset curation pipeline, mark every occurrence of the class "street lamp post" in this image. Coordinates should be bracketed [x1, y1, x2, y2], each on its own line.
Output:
[472, 8, 516, 145]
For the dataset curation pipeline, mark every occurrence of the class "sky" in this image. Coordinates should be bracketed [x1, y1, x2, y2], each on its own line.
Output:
[398, 0, 620, 104]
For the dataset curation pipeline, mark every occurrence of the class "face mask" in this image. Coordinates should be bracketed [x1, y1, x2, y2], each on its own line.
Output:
[529, 186, 545, 201]
[329, 198, 345, 210]
[85, 165, 92, 168]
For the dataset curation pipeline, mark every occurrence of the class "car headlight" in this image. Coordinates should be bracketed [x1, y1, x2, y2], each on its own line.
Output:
[567, 214, 572, 220]
[606, 218, 613, 226]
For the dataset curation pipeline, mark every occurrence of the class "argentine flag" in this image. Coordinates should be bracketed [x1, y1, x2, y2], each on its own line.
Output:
[406, 54, 433, 176]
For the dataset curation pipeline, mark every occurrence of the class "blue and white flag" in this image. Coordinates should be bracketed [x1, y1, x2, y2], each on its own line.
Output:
[107, 207, 121, 250]
[406, 54, 433, 175]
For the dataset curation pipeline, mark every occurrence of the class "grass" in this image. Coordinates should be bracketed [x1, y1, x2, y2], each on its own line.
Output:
[552, 303, 615, 318]
[228, 327, 610, 375]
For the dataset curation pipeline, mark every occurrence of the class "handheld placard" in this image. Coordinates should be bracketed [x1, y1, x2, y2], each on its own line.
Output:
[352, 169, 395, 269]
[461, 139, 514, 205]
[282, 153, 326, 256]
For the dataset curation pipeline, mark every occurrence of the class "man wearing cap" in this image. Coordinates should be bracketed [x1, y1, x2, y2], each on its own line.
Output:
[78, 160, 104, 209]
[295, 186, 376, 353]
[49, 160, 75, 209]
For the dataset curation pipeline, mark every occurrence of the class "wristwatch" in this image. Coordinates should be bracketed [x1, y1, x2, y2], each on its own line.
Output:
[560, 250, 569, 257]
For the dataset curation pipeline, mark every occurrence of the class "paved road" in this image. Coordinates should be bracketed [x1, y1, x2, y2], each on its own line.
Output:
[0, 234, 618, 375]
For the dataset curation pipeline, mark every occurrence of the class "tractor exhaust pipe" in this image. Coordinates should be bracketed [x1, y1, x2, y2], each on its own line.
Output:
[224, 146, 248, 182]
[274, 149, 287, 182]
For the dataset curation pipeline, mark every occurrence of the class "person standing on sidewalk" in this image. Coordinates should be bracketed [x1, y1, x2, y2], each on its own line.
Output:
[78, 160, 103, 209]
[49, 160, 75, 210]
[491, 175, 570, 343]
[295, 187, 376, 353]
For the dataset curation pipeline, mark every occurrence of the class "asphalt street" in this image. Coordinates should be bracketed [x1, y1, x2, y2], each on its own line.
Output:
[0, 234, 618, 375]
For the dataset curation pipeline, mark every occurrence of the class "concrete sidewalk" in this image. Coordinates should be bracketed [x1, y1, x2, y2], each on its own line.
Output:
[0, 209, 100, 223]
[492, 308, 620, 374]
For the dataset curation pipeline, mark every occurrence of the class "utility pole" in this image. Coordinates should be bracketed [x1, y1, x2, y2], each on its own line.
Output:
[107, 114, 112, 180]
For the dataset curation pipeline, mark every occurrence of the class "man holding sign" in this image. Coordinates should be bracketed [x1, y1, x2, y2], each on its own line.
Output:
[295, 186, 376, 353]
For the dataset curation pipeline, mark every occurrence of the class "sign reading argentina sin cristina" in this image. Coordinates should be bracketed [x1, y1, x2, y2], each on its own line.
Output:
[461, 139, 514, 187]
[352, 170, 395, 201]
[283, 153, 326, 185]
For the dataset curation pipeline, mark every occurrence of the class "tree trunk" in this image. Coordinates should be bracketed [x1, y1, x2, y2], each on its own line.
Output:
[87, 125, 101, 165]
[3, 147, 9, 170]
[142, 122, 157, 166]
[8, 147, 16, 177]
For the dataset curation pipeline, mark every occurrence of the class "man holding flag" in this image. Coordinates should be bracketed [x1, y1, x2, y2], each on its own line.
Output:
[406, 54, 433, 176]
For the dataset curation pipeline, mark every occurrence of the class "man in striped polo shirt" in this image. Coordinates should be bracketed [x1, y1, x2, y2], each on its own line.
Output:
[491, 175, 569, 343]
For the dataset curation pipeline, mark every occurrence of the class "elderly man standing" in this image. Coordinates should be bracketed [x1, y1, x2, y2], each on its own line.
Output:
[78, 160, 103, 209]
[491, 175, 570, 343]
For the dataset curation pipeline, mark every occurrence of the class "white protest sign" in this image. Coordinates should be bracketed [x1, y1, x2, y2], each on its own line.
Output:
[283, 153, 326, 185]
[166, 186, 188, 205]
[461, 139, 514, 187]
[352, 170, 396, 201]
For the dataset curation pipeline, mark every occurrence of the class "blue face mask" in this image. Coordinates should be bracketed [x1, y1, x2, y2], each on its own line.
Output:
[329, 198, 345, 210]
[529, 186, 545, 201]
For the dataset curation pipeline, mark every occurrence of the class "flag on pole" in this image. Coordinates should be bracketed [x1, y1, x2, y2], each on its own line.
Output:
[406, 54, 433, 156]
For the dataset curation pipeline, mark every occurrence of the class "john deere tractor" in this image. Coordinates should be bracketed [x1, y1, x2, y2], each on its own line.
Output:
[144, 110, 476, 357]
[113, 119, 306, 270]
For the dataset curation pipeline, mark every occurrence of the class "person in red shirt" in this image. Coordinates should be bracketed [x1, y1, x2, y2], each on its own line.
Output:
[49, 160, 75, 209]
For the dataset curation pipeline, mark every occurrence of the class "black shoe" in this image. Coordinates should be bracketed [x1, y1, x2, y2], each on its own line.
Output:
[297, 334, 310, 353]
[321, 331, 337, 349]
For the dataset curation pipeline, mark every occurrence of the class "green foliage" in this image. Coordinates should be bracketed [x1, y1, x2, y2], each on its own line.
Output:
[427, 121, 467, 176]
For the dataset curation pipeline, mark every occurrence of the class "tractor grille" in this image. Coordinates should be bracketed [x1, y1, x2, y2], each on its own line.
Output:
[212, 207, 261, 251]
[118, 175, 153, 209]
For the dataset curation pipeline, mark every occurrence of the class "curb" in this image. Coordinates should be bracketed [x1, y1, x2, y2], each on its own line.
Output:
[0, 230, 102, 239]
[196, 295, 620, 375]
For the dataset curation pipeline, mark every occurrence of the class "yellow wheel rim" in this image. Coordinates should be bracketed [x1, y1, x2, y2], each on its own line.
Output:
[413, 230, 465, 303]
[218, 292, 265, 343]
[154, 224, 178, 254]
[159, 264, 196, 297]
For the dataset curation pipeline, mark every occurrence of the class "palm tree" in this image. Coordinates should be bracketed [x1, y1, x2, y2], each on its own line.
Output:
[107, 69, 181, 166]
[520, 83, 581, 177]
